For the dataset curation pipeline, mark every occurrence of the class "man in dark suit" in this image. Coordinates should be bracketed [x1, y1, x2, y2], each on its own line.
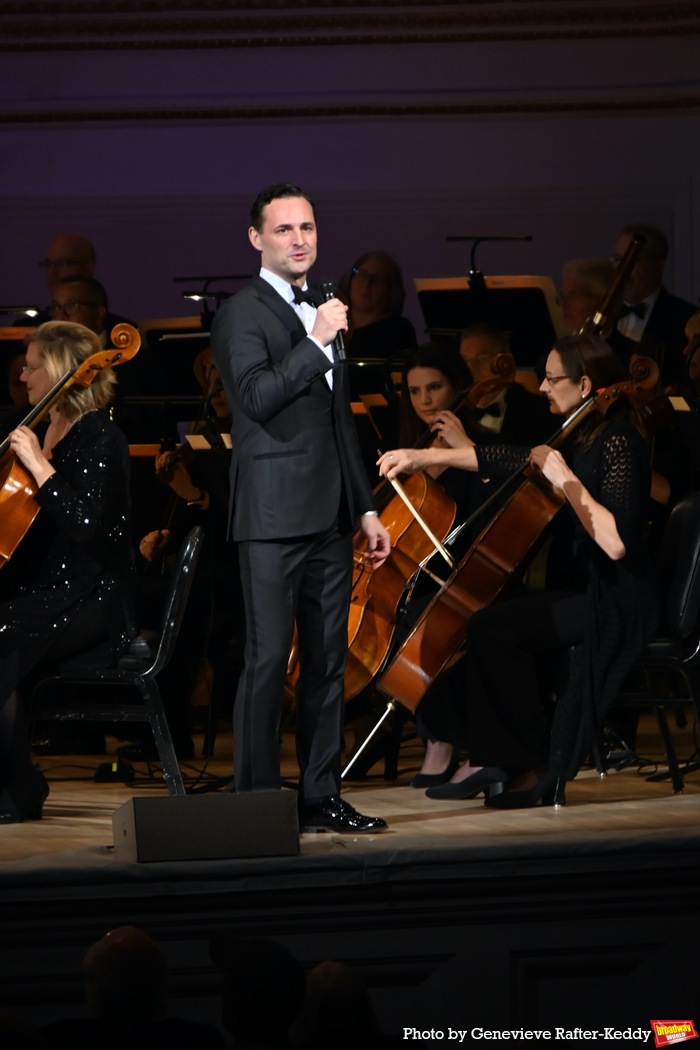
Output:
[46, 275, 135, 347]
[459, 323, 553, 446]
[212, 182, 390, 833]
[611, 222, 697, 388]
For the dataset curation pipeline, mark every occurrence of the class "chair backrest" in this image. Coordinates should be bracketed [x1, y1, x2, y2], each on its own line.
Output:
[150, 525, 204, 677]
[656, 492, 700, 639]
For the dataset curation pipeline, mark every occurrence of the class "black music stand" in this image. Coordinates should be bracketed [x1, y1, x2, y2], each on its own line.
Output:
[414, 275, 565, 368]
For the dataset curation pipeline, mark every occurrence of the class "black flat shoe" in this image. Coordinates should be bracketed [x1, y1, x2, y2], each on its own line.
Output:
[485, 774, 565, 809]
[0, 773, 49, 824]
[425, 767, 509, 800]
[299, 795, 388, 834]
[410, 753, 459, 789]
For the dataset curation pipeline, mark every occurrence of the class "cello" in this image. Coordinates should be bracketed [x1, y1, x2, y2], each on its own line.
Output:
[284, 350, 521, 704]
[0, 324, 140, 570]
[375, 360, 661, 716]
[342, 350, 523, 699]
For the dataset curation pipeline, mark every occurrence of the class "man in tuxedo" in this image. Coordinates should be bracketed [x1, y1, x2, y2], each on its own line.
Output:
[611, 222, 696, 388]
[212, 182, 390, 833]
[459, 323, 553, 445]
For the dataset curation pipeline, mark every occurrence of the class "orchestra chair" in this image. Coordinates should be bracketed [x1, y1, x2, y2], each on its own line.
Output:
[605, 491, 700, 792]
[30, 526, 204, 797]
[360, 392, 400, 449]
[351, 401, 383, 482]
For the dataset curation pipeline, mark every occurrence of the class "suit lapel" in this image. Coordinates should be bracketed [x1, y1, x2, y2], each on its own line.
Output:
[251, 275, 307, 341]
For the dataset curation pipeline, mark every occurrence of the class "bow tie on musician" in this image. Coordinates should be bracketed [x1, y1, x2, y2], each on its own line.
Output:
[619, 302, 647, 320]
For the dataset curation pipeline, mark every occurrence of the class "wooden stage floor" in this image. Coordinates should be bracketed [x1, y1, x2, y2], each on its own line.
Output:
[3, 712, 700, 864]
[1, 713, 700, 1037]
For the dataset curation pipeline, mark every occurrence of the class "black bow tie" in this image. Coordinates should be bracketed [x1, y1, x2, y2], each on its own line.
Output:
[619, 302, 647, 320]
[292, 286, 318, 307]
[472, 402, 501, 420]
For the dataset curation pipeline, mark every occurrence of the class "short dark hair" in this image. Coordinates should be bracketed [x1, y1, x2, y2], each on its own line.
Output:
[399, 341, 469, 444]
[617, 223, 668, 262]
[57, 275, 108, 309]
[250, 182, 315, 231]
[459, 322, 510, 356]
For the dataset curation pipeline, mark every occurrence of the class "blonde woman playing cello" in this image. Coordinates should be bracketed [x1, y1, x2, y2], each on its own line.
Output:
[0, 321, 137, 823]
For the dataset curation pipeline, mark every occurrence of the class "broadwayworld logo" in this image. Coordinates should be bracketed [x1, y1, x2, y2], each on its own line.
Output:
[651, 1021, 699, 1048]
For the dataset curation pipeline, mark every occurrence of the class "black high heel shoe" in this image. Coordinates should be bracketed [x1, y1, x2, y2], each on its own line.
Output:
[410, 753, 459, 789]
[0, 772, 50, 824]
[484, 773, 565, 809]
[425, 766, 509, 800]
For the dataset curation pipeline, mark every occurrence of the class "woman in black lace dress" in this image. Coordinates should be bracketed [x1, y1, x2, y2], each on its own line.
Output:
[0, 321, 136, 823]
[378, 334, 659, 807]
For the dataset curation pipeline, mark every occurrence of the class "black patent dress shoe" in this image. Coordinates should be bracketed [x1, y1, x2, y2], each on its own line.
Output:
[298, 795, 388, 834]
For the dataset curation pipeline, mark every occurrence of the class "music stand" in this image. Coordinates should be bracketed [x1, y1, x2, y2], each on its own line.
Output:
[414, 275, 565, 367]
[135, 315, 212, 399]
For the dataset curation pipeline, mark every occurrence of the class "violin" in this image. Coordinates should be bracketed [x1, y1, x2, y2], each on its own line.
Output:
[376, 365, 660, 714]
[0, 324, 140, 570]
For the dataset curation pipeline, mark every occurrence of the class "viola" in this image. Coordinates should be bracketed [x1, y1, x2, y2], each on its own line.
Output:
[0, 324, 140, 570]
[376, 365, 660, 714]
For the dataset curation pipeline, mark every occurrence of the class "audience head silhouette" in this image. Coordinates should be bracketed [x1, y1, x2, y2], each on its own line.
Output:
[82, 925, 168, 1022]
[209, 933, 306, 1047]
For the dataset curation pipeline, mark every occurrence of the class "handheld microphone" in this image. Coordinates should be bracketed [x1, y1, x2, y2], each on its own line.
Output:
[319, 278, 346, 363]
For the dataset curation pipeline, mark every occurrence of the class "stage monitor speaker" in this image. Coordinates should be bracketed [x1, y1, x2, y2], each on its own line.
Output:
[112, 791, 300, 863]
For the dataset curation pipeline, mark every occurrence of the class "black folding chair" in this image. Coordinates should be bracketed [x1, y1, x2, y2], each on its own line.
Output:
[31, 526, 204, 797]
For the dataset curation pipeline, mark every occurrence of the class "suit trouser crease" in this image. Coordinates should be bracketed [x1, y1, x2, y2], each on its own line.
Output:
[235, 528, 352, 797]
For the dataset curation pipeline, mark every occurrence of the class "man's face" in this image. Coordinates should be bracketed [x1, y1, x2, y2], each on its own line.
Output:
[248, 196, 317, 285]
[558, 276, 601, 333]
[40, 235, 94, 295]
[612, 234, 664, 304]
[48, 281, 106, 336]
[459, 333, 498, 383]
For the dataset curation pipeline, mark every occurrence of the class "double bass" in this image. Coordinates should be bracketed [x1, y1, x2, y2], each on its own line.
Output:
[0, 324, 140, 570]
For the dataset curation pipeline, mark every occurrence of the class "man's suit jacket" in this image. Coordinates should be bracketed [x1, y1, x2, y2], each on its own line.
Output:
[626, 285, 696, 385]
[212, 276, 374, 542]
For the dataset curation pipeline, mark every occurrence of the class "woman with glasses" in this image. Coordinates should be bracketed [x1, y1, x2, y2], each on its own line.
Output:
[0, 321, 136, 823]
[337, 251, 417, 360]
[377, 334, 659, 808]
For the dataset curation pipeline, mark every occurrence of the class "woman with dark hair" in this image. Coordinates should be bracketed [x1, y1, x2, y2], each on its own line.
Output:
[398, 342, 469, 446]
[338, 251, 418, 360]
[378, 334, 658, 807]
[0, 321, 136, 823]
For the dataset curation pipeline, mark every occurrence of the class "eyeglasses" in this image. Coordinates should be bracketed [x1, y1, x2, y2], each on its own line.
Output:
[21, 362, 44, 375]
[39, 258, 88, 271]
[47, 300, 100, 317]
[544, 374, 574, 385]
[351, 268, 387, 287]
